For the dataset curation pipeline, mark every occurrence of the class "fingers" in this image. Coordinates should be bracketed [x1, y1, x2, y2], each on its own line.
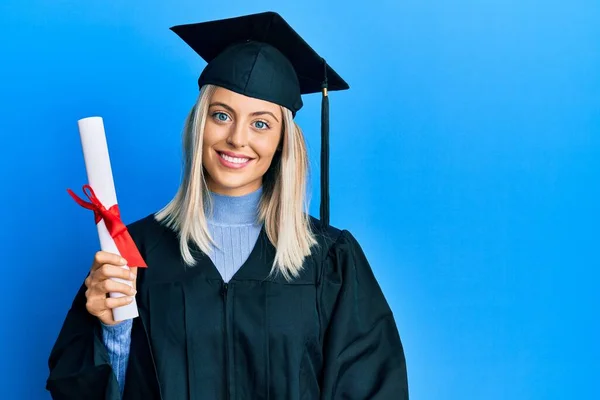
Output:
[85, 253, 136, 300]
[91, 251, 127, 272]
[85, 292, 134, 322]
[86, 294, 135, 321]
[95, 278, 137, 297]
[105, 295, 135, 309]
[85, 251, 137, 325]
[95, 264, 136, 281]
[85, 297, 109, 319]
[129, 266, 138, 291]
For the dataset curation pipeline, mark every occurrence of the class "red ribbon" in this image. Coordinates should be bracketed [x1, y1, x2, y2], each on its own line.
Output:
[67, 184, 147, 268]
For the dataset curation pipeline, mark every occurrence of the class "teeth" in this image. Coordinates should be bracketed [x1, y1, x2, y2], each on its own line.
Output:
[220, 153, 249, 164]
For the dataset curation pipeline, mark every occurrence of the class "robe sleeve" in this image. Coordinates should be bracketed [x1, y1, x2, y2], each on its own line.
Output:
[319, 230, 409, 399]
[46, 280, 121, 399]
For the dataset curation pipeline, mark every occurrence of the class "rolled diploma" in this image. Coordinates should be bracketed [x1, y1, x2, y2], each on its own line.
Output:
[78, 116, 138, 321]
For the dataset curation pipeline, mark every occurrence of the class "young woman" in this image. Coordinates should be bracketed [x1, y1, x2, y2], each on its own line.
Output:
[47, 12, 408, 400]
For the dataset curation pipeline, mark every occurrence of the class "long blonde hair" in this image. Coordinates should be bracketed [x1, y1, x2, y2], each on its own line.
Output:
[155, 84, 317, 281]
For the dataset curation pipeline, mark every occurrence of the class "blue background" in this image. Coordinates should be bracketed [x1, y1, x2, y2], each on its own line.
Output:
[2, 0, 598, 399]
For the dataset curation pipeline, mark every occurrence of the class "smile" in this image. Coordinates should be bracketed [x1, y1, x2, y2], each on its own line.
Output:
[217, 151, 253, 169]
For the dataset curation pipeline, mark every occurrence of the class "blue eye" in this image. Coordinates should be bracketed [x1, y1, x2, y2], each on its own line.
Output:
[213, 112, 230, 122]
[253, 120, 269, 130]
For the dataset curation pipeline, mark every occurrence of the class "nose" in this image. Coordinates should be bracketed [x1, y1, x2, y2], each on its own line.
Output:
[226, 122, 249, 148]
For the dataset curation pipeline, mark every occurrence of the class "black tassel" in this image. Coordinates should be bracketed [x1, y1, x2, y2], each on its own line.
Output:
[320, 59, 330, 227]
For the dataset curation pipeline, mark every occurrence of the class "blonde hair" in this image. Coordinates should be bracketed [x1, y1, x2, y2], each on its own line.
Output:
[155, 84, 317, 281]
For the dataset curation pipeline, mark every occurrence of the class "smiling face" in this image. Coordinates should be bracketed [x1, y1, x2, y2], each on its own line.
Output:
[202, 86, 284, 196]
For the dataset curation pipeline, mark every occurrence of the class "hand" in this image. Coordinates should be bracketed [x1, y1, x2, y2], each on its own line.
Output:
[84, 251, 138, 326]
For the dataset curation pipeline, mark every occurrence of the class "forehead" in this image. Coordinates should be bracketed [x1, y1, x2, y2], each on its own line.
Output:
[210, 86, 281, 115]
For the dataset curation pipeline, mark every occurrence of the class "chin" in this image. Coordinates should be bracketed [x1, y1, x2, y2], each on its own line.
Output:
[208, 174, 261, 195]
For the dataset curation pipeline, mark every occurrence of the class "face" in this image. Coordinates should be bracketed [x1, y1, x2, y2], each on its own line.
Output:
[202, 87, 283, 196]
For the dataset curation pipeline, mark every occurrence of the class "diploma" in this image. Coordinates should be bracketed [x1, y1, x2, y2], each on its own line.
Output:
[68, 116, 147, 322]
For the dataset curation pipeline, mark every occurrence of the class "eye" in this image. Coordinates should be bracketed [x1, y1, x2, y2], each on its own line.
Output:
[212, 112, 231, 122]
[253, 120, 270, 130]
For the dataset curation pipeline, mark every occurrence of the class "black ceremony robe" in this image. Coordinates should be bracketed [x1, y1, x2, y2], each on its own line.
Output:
[46, 214, 409, 399]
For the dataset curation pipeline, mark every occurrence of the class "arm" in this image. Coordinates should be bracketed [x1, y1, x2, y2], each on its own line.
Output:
[46, 282, 122, 400]
[102, 319, 133, 397]
[319, 230, 409, 399]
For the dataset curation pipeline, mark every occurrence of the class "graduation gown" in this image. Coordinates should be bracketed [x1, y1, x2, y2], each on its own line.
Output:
[46, 214, 408, 399]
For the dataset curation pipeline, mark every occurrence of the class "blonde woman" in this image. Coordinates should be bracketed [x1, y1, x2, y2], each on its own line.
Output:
[47, 12, 408, 400]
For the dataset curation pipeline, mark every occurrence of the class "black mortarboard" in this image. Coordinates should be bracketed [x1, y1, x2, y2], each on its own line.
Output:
[170, 11, 349, 227]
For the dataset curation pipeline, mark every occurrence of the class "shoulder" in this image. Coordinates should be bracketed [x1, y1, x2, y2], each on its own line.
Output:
[308, 217, 391, 316]
[126, 212, 174, 258]
[308, 215, 363, 249]
[307, 216, 366, 273]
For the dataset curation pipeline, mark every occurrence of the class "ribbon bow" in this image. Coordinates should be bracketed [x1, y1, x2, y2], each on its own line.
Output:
[67, 184, 147, 268]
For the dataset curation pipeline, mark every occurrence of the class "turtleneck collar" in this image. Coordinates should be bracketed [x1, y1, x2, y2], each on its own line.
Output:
[206, 186, 263, 226]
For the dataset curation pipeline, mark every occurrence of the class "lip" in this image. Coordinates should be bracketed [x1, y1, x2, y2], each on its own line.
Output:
[216, 150, 254, 169]
[218, 150, 255, 159]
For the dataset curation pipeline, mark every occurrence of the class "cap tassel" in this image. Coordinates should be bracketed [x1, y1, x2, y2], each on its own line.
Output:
[320, 59, 330, 227]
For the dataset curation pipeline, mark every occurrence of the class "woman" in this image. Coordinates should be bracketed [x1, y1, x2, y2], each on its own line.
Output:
[47, 12, 408, 400]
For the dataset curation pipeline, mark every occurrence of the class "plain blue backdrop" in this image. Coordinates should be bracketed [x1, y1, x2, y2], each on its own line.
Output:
[1, 0, 598, 399]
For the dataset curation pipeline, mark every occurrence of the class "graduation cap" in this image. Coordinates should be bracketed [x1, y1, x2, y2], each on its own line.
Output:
[170, 11, 349, 227]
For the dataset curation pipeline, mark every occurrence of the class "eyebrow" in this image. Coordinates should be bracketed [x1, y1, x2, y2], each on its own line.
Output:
[250, 111, 279, 122]
[209, 102, 280, 122]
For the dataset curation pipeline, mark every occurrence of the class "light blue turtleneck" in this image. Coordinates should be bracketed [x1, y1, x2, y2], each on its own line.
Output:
[102, 186, 264, 395]
[205, 186, 263, 282]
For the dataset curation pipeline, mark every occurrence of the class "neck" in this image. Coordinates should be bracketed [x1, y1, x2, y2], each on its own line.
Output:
[206, 186, 263, 225]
